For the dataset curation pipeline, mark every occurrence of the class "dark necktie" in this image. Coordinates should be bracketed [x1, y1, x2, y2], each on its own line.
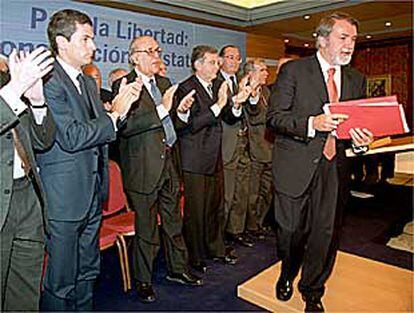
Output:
[150, 79, 177, 147]
[323, 68, 339, 160]
[230, 76, 238, 95]
[12, 128, 31, 175]
[206, 84, 213, 98]
[77, 74, 95, 119]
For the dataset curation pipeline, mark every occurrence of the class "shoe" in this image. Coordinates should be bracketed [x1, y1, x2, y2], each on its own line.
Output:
[227, 233, 254, 247]
[190, 261, 208, 273]
[213, 251, 238, 265]
[304, 296, 324, 313]
[166, 272, 203, 286]
[275, 277, 293, 301]
[136, 282, 156, 303]
[247, 229, 266, 240]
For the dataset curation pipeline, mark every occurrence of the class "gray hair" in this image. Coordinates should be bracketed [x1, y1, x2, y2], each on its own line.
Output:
[315, 12, 359, 48]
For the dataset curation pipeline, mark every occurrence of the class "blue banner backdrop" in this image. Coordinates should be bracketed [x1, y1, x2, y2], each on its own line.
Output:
[0, 0, 246, 86]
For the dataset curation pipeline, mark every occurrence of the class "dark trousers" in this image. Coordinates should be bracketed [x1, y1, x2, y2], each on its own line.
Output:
[182, 170, 226, 263]
[247, 160, 273, 231]
[1, 177, 44, 311]
[41, 192, 101, 311]
[224, 135, 251, 235]
[126, 154, 188, 283]
[274, 158, 341, 299]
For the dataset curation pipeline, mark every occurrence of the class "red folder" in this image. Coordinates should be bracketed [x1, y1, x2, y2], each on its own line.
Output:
[324, 96, 409, 139]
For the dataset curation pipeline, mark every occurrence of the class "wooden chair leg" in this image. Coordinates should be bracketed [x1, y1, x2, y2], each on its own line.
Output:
[115, 238, 128, 292]
[118, 235, 132, 290]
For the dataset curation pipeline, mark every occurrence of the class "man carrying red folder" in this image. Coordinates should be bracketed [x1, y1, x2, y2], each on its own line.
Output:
[267, 12, 374, 312]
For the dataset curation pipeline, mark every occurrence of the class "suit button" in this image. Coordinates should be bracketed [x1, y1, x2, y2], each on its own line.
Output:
[6, 133, 12, 140]
[7, 159, 13, 166]
[162, 138, 166, 143]
[161, 155, 164, 159]
[4, 189, 10, 194]
[312, 158, 320, 164]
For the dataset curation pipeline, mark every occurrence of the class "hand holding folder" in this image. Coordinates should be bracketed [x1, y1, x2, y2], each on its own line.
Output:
[323, 95, 409, 139]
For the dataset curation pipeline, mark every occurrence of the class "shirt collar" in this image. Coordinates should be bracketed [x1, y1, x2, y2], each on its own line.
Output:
[57, 56, 82, 83]
[196, 75, 212, 90]
[316, 51, 340, 76]
[220, 70, 236, 83]
[134, 68, 155, 85]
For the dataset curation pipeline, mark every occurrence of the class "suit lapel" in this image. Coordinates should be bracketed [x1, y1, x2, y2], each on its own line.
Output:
[307, 56, 329, 105]
[54, 62, 92, 119]
[340, 66, 353, 101]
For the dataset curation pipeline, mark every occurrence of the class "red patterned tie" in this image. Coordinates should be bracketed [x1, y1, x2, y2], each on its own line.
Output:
[323, 68, 339, 160]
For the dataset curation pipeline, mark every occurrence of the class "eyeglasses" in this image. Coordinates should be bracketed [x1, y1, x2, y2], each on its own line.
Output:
[132, 47, 162, 57]
[200, 58, 223, 67]
[223, 55, 243, 64]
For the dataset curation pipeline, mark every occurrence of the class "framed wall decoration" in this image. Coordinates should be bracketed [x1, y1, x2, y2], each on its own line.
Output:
[367, 74, 391, 97]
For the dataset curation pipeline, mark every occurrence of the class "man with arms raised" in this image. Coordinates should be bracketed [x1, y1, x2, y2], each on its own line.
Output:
[112, 36, 201, 303]
[38, 9, 141, 310]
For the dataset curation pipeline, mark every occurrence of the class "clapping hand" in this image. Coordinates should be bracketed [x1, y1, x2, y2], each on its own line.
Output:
[7, 47, 54, 101]
[217, 81, 229, 109]
[177, 89, 196, 114]
[162, 85, 178, 112]
[112, 77, 143, 117]
[233, 75, 252, 108]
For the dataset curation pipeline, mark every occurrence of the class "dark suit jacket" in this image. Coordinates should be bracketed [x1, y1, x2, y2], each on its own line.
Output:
[213, 72, 245, 164]
[0, 96, 55, 231]
[175, 75, 239, 175]
[37, 61, 116, 221]
[112, 71, 175, 195]
[266, 55, 366, 197]
[245, 86, 273, 163]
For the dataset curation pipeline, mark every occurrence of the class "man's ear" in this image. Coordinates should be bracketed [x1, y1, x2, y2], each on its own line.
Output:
[318, 36, 328, 48]
[56, 35, 68, 52]
[194, 59, 201, 72]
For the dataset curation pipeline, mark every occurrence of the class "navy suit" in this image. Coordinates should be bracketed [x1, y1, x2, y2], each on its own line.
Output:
[37, 61, 116, 310]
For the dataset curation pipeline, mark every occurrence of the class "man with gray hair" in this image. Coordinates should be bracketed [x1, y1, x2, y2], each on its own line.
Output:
[242, 58, 274, 238]
[267, 12, 373, 312]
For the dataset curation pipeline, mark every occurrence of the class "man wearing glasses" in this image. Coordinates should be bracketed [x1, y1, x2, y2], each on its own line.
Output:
[215, 45, 254, 248]
[112, 36, 202, 303]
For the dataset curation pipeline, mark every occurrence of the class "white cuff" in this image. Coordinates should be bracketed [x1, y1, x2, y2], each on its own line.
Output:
[31, 107, 47, 125]
[177, 110, 190, 123]
[307, 116, 316, 138]
[0, 84, 27, 116]
[232, 106, 242, 117]
[210, 104, 221, 117]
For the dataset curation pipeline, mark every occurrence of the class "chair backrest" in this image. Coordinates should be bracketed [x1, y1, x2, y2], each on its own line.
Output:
[102, 160, 127, 217]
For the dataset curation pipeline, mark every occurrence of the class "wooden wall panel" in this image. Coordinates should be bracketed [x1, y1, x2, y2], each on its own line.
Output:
[246, 33, 285, 84]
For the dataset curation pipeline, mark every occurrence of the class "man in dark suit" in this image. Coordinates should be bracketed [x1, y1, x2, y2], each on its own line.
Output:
[242, 58, 274, 237]
[112, 35, 202, 303]
[37, 9, 141, 311]
[0, 47, 54, 311]
[267, 13, 373, 312]
[175, 45, 240, 273]
[215, 45, 254, 248]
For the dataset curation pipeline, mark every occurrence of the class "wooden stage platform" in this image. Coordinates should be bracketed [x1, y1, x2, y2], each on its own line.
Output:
[238, 252, 413, 312]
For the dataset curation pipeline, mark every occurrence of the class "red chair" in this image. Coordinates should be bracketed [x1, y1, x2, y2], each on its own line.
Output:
[101, 160, 135, 290]
[99, 227, 129, 292]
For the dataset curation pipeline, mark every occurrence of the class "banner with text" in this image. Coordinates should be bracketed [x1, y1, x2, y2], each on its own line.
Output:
[0, 0, 246, 86]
